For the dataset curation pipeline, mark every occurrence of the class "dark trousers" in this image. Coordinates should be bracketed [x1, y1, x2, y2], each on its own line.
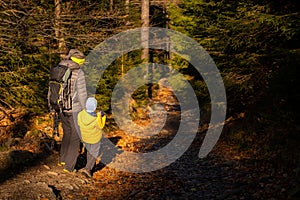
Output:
[60, 112, 81, 171]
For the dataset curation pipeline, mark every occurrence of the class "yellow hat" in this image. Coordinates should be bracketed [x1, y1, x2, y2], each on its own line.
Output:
[71, 56, 85, 65]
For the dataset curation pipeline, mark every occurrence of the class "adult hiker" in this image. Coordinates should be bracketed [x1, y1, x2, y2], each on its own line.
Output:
[57, 49, 87, 173]
[77, 97, 106, 178]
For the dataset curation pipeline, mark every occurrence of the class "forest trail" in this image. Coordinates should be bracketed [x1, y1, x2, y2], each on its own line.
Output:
[0, 86, 297, 200]
[0, 131, 294, 200]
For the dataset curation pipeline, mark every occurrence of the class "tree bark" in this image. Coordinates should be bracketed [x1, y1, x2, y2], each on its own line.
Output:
[54, 0, 66, 58]
[141, 0, 149, 63]
[110, 0, 114, 12]
[141, 0, 151, 98]
[125, 0, 130, 13]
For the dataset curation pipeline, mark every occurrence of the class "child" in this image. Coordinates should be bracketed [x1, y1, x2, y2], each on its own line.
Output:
[77, 97, 106, 178]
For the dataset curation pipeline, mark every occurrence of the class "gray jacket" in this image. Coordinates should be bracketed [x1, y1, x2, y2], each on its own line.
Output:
[59, 59, 87, 113]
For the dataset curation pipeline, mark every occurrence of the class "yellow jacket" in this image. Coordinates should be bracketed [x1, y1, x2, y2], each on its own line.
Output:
[77, 109, 106, 144]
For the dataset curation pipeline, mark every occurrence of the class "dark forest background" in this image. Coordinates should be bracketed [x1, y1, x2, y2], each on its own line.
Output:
[0, 0, 300, 195]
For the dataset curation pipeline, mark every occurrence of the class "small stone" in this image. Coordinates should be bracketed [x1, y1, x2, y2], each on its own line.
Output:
[24, 180, 31, 184]
[43, 165, 51, 170]
[47, 171, 58, 176]
[71, 183, 80, 190]
[66, 184, 74, 190]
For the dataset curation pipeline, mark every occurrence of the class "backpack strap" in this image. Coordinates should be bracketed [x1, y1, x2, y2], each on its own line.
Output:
[62, 68, 71, 83]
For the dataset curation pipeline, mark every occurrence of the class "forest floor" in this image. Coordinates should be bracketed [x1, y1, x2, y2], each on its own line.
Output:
[0, 86, 299, 200]
[0, 109, 299, 200]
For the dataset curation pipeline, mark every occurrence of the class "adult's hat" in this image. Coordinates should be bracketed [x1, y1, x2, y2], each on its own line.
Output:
[66, 49, 85, 65]
[67, 49, 85, 59]
[86, 97, 97, 113]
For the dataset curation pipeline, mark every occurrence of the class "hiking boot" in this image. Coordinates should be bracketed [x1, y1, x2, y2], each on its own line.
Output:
[57, 162, 65, 167]
[81, 168, 92, 178]
[63, 168, 77, 173]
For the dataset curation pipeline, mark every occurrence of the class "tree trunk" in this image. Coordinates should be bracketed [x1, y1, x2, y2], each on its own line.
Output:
[54, 0, 66, 58]
[141, 0, 151, 98]
[125, 0, 130, 13]
[141, 0, 149, 63]
[110, 0, 114, 12]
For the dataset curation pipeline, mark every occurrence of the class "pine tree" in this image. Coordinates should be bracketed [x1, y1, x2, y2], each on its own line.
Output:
[169, 0, 300, 114]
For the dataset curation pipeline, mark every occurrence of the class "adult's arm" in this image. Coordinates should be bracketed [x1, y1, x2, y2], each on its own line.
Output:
[76, 69, 87, 110]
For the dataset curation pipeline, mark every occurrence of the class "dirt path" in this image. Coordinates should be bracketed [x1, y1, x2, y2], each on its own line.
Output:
[0, 88, 297, 199]
[0, 132, 295, 200]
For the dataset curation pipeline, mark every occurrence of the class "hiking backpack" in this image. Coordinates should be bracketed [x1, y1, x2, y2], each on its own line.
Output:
[48, 64, 72, 113]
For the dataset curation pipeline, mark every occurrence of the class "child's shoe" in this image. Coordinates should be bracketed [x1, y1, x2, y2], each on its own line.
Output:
[81, 168, 92, 178]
